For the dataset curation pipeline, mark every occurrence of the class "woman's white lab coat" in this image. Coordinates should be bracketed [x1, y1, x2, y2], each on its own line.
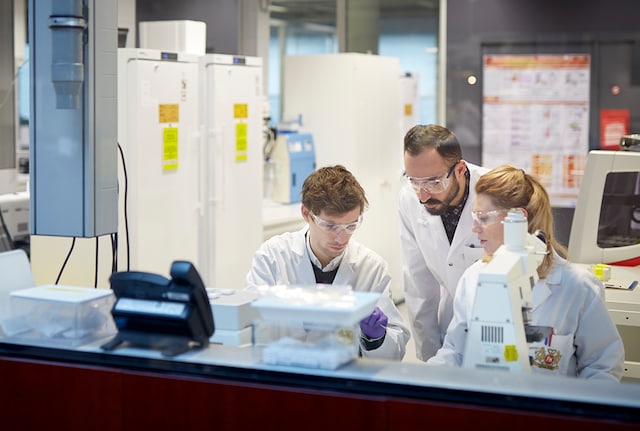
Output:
[427, 255, 625, 382]
[398, 162, 488, 361]
[245, 227, 411, 361]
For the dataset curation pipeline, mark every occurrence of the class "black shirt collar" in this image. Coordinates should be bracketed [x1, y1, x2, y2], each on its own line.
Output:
[441, 166, 470, 244]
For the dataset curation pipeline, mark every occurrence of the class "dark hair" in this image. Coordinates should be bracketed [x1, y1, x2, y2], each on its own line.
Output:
[301, 165, 368, 216]
[475, 164, 568, 278]
[404, 124, 462, 166]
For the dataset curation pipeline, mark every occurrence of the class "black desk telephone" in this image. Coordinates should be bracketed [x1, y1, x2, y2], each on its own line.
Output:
[101, 261, 215, 357]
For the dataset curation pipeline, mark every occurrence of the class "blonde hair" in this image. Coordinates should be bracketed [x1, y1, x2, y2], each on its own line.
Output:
[475, 165, 568, 278]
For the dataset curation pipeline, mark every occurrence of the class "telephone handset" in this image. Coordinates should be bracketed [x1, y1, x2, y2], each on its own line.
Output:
[101, 260, 215, 357]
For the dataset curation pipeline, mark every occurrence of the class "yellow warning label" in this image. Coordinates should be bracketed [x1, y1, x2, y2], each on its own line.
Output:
[163, 127, 178, 170]
[504, 345, 519, 362]
[159, 104, 179, 123]
[234, 103, 248, 119]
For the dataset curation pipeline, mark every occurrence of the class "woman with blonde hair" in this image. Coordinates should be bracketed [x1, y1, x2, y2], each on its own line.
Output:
[427, 165, 624, 382]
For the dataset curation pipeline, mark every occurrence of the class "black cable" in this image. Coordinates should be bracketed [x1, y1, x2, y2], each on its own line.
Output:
[55, 237, 76, 285]
[117, 142, 130, 271]
[111, 232, 118, 274]
[94, 236, 99, 288]
[263, 126, 277, 161]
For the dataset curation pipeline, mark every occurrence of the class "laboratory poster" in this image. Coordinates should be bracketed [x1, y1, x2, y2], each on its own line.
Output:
[482, 54, 590, 207]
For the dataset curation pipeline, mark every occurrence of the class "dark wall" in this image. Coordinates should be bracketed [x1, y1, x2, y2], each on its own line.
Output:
[136, 0, 240, 55]
[446, 0, 640, 153]
[446, 0, 640, 247]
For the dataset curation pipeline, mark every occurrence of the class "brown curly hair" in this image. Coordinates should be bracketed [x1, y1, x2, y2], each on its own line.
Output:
[301, 165, 368, 216]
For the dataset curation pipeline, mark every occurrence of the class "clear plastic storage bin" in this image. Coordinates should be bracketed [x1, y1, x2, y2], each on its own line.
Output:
[4, 285, 116, 347]
[250, 285, 379, 370]
[252, 319, 360, 370]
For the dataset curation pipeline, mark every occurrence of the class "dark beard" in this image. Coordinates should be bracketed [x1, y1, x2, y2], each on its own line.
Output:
[421, 175, 460, 216]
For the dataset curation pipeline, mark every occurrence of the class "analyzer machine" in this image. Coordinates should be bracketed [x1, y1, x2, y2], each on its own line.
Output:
[266, 132, 316, 204]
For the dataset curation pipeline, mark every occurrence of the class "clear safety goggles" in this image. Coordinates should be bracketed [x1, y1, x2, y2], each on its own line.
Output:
[405, 162, 458, 194]
[471, 209, 509, 227]
[310, 212, 363, 235]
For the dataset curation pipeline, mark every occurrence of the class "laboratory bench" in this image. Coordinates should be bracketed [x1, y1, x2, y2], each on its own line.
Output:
[262, 200, 305, 240]
[0, 337, 639, 430]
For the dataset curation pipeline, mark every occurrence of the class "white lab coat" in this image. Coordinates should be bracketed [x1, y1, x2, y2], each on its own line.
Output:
[398, 162, 488, 361]
[427, 255, 625, 382]
[245, 227, 411, 361]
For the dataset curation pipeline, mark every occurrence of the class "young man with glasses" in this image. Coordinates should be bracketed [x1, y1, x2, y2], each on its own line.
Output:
[399, 124, 489, 361]
[246, 165, 410, 360]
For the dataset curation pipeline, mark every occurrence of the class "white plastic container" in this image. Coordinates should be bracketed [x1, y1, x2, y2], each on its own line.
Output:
[5, 285, 116, 347]
[250, 285, 380, 326]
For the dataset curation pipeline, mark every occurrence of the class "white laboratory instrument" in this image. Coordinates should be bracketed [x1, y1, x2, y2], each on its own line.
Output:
[0, 192, 30, 250]
[117, 48, 201, 277]
[568, 148, 640, 380]
[198, 54, 264, 289]
[208, 288, 260, 346]
[620, 133, 640, 151]
[268, 132, 316, 204]
[463, 209, 547, 372]
[568, 150, 640, 266]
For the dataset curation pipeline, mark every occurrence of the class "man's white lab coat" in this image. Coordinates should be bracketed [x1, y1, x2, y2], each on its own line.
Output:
[246, 227, 411, 360]
[398, 163, 488, 361]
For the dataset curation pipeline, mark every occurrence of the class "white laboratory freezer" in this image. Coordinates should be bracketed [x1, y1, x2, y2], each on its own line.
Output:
[198, 54, 264, 289]
[117, 49, 263, 289]
[283, 53, 405, 301]
[29, 50, 264, 290]
[117, 48, 202, 278]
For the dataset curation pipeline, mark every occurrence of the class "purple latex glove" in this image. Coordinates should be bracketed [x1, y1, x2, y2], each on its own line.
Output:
[359, 306, 388, 339]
